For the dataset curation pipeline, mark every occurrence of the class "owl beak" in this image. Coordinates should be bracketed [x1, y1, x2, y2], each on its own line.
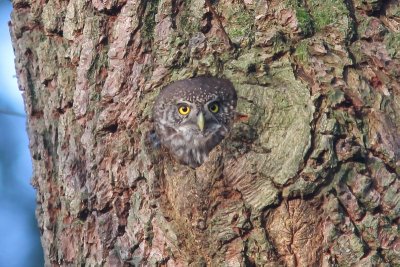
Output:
[197, 112, 205, 132]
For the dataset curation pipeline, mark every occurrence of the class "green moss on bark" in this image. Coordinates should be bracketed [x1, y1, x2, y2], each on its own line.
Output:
[384, 33, 400, 59]
[142, 0, 161, 42]
[295, 7, 314, 37]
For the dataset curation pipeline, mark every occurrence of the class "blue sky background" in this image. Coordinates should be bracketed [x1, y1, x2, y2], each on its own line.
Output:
[0, 1, 44, 266]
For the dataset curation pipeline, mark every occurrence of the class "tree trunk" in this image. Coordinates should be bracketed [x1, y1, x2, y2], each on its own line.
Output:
[10, 0, 400, 265]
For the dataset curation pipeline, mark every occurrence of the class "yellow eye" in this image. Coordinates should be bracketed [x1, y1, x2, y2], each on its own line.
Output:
[209, 102, 219, 113]
[178, 105, 191, 115]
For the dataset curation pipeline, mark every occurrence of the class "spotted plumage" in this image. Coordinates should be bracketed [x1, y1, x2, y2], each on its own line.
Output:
[153, 76, 237, 168]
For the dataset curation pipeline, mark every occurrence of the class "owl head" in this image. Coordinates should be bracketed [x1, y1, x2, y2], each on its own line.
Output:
[153, 76, 237, 168]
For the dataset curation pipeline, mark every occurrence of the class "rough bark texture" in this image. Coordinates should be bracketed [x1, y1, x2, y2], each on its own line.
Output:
[10, 0, 400, 266]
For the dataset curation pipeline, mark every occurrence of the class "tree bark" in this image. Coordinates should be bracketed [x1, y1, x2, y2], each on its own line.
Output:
[10, 0, 400, 266]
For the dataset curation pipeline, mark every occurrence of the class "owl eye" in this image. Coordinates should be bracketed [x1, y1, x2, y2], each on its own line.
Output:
[208, 102, 219, 113]
[178, 105, 191, 115]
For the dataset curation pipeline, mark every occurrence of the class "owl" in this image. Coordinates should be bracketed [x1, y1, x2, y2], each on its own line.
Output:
[153, 76, 238, 168]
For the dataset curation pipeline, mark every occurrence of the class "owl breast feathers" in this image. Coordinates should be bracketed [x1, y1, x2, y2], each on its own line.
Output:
[153, 76, 237, 168]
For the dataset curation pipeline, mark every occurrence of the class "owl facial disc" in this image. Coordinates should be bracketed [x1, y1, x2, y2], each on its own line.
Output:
[153, 76, 237, 168]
